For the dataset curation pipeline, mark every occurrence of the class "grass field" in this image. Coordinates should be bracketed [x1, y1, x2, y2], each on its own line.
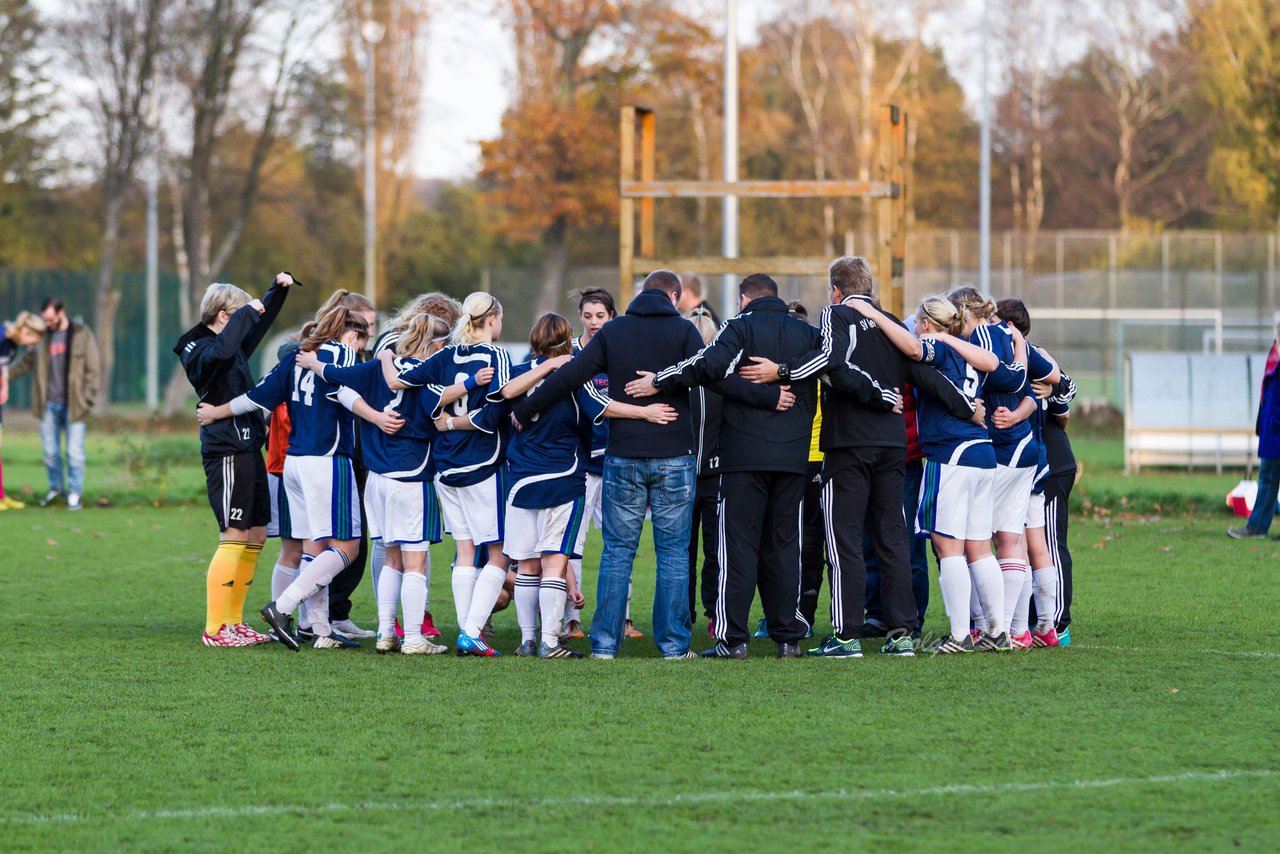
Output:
[3, 427, 1279, 849]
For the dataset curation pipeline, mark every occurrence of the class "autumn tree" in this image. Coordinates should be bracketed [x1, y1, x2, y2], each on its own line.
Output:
[0, 0, 52, 267]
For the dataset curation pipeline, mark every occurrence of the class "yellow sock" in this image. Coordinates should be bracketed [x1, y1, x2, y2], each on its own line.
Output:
[205, 542, 246, 635]
[226, 542, 264, 627]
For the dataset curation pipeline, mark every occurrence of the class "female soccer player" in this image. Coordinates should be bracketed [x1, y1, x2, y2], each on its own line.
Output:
[487, 312, 678, 658]
[0, 312, 46, 510]
[198, 303, 399, 650]
[298, 312, 470, 654]
[850, 295, 1004, 653]
[177, 273, 293, 647]
[563, 287, 616, 639]
[386, 292, 513, 657]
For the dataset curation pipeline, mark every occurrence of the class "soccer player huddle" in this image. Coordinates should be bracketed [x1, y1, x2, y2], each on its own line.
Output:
[178, 256, 1078, 660]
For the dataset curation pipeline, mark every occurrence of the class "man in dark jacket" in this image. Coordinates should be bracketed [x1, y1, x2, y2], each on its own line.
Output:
[741, 256, 978, 657]
[174, 272, 293, 646]
[630, 274, 876, 658]
[514, 270, 781, 659]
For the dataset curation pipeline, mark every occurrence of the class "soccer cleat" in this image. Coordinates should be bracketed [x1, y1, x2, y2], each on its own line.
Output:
[420, 611, 441, 638]
[881, 635, 916, 657]
[1057, 626, 1072, 647]
[539, 642, 583, 659]
[707, 617, 716, 638]
[927, 634, 976, 654]
[1031, 627, 1060, 648]
[456, 630, 500, 657]
[402, 636, 447, 655]
[394, 617, 405, 640]
[376, 632, 401, 654]
[230, 623, 273, 645]
[312, 632, 360, 650]
[1228, 525, 1266, 539]
[1010, 630, 1034, 650]
[332, 619, 375, 639]
[753, 617, 769, 639]
[969, 628, 983, 644]
[977, 631, 1013, 652]
[806, 634, 862, 659]
[201, 625, 252, 647]
[260, 601, 300, 652]
[67, 492, 82, 511]
[514, 639, 538, 657]
[481, 618, 496, 641]
[39, 489, 62, 507]
[777, 642, 803, 658]
[297, 626, 316, 643]
[1, 495, 25, 509]
[562, 619, 585, 639]
[664, 650, 699, 660]
[624, 619, 644, 639]
[702, 641, 749, 659]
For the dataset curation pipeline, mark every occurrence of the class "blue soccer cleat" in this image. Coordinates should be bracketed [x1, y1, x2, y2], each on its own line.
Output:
[1058, 626, 1071, 647]
[456, 630, 500, 657]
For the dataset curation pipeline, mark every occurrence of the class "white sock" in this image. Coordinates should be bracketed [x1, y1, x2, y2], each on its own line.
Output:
[969, 575, 987, 632]
[297, 554, 313, 627]
[463, 564, 507, 637]
[1012, 571, 1034, 636]
[401, 572, 427, 642]
[278, 548, 349, 614]
[969, 555, 1006, 636]
[938, 555, 972, 642]
[625, 580, 633, 621]
[540, 577, 569, 648]
[1032, 566, 1059, 632]
[565, 560, 582, 625]
[369, 539, 386, 599]
[271, 563, 299, 601]
[514, 574, 541, 643]
[999, 559, 1027, 633]
[451, 565, 477, 628]
[377, 567, 403, 636]
[309, 586, 331, 637]
[423, 558, 431, 611]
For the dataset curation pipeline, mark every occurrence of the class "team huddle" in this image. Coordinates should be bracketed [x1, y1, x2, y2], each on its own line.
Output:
[179, 256, 1078, 659]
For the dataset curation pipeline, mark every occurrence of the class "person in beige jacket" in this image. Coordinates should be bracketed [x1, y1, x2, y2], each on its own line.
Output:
[10, 298, 100, 510]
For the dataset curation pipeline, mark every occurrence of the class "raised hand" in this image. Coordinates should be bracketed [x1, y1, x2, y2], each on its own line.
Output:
[739, 356, 780, 384]
[248, 299, 265, 315]
[775, 385, 795, 411]
[275, 272, 295, 287]
[624, 370, 658, 398]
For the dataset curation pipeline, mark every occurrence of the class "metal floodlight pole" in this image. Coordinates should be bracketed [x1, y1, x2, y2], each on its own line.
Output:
[979, 0, 992, 292]
[721, 0, 739, 321]
[145, 92, 159, 411]
[362, 5, 384, 306]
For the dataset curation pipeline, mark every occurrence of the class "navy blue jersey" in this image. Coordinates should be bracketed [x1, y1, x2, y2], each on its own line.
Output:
[323, 358, 433, 481]
[970, 322, 1025, 394]
[575, 335, 609, 475]
[491, 358, 608, 509]
[247, 343, 358, 458]
[398, 343, 511, 487]
[917, 337, 995, 468]
[0, 327, 16, 367]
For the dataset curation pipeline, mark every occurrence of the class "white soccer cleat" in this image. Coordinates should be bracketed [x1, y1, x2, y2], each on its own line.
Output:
[376, 633, 402, 654]
[201, 625, 252, 648]
[230, 624, 273, 645]
[402, 637, 447, 655]
[67, 492, 83, 511]
[332, 619, 375, 639]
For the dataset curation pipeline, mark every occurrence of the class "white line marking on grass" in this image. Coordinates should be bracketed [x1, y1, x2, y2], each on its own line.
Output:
[1078, 645, 1279, 660]
[4, 769, 1275, 827]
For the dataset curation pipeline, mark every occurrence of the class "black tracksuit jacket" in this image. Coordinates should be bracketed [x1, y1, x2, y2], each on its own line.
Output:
[174, 280, 289, 457]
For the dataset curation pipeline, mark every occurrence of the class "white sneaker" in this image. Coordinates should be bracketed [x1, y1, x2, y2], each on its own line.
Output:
[590, 652, 615, 660]
[67, 492, 82, 511]
[402, 636, 447, 655]
[332, 618, 375, 639]
[375, 633, 401, 654]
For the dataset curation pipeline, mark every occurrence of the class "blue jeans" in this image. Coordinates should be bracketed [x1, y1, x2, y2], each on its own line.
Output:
[1247, 457, 1280, 534]
[594, 454, 695, 656]
[864, 458, 928, 630]
[40, 402, 86, 496]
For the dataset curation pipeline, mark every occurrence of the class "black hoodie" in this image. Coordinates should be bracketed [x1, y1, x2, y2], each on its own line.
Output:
[174, 280, 289, 457]
[516, 289, 779, 460]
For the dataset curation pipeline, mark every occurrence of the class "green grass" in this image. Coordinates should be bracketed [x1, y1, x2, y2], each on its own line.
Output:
[3, 500, 1279, 849]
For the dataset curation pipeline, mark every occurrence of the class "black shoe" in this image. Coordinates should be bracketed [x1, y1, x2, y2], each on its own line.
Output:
[297, 626, 316, 643]
[701, 641, 749, 659]
[312, 631, 360, 649]
[260, 601, 300, 652]
[777, 642, 802, 658]
[859, 621, 887, 639]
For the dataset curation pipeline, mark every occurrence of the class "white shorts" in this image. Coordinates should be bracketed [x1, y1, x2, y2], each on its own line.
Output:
[916, 460, 994, 541]
[504, 499, 587, 561]
[282, 455, 362, 542]
[1025, 490, 1046, 529]
[365, 472, 442, 552]
[992, 464, 1036, 534]
[574, 472, 604, 554]
[436, 472, 505, 546]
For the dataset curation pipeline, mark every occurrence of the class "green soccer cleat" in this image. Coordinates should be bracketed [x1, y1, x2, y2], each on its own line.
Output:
[881, 635, 916, 656]
[926, 634, 976, 654]
[806, 634, 862, 658]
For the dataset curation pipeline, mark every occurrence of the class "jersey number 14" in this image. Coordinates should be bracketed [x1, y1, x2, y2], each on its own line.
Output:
[292, 366, 316, 407]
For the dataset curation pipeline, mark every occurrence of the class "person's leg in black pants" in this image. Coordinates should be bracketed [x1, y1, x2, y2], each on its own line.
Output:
[714, 470, 766, 647]
[687, 476, 720, 625]
[863, 447, 915, 638]
[903, 458, 928, 632]
[798, 461, 826, 626]
[758, 471, 807, 644]
[1042, 470, 1074, 632]
[821, 449, 871, 639]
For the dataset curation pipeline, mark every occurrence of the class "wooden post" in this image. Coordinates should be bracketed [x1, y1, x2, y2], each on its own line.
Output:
[890, 107, 907, 318]
[639, 108, 656, 259]
[619, 106, 636, 306]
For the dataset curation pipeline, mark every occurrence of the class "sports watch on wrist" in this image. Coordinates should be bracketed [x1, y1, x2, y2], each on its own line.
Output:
[777, 362, 791, 381]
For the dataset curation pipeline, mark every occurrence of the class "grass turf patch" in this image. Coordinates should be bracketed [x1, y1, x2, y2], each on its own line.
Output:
[2, 505, 1278, 849]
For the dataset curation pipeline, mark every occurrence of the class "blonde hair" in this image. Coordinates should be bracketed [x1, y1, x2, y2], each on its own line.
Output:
[947, 285, 996, 322]
[200, 282, 254, 327]
[397, 313, 451, 359]
[300, 306, 370, 353]
[8, 311, 46, 339]
[387, 292, 462, 333]
[689, 310, 718, 344]
[451, 292, 502, 345]
[916, 295, 965, 337]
